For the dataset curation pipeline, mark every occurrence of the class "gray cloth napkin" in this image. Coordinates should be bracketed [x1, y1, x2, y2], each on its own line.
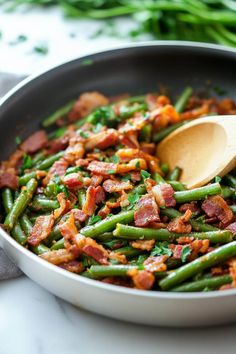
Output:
[0, 72, 26, 280]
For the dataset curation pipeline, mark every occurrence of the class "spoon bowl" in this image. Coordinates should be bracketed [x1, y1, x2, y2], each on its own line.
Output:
[157, 115, 236, 189]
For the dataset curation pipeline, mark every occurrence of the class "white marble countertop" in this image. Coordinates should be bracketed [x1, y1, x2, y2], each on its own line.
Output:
[1, 6, 236, 354]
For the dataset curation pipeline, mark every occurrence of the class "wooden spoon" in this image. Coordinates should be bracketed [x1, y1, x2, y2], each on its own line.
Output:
[157, 115, 236, 189]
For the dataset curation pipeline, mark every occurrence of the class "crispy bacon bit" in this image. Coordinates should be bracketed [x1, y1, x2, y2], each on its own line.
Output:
[152, 183, 176, 207]
[119, 133, 139, 149]
[28, 214, 54, 246]
[64, 141, 84, 164]
[43, 158, 68, 186]
[226, 222, 236, 235]
[134, 194, 160, 227]
[71, 209, 87, 223]
[85, 129, 119, 150]
[98, 204, 111, 219]
[118, 115, 147, 134]
[40, 249, 75, 265]
[87, 161, 117, 176]
[20, 130, 48, 154]
[202, 195, 233, 225]
[189, 239, 209, 260]
[130, 171, 141, 182]
[117, 158, 147, 174]
[63, 172, 83, 189]
[228, 258, 236, 287]
[90, 174, 103, 186]
[219, 284, 233, 291]
[0, 168, 18, 189]
[59, 260, 84, 274]
[146, 94, 159, 110]
[103, 179, 133, 193]
[151, 105, 179, 129]
[54, 193, 71, 219]
[167, 210, 192, 234]
[180, 103, 209, 121]
[144, 255, 168, 272]
[140, 142, 155, 155]
[82, 186, 105, 216]
[59, 213, 80, 256]
[129, 269, 155, 290]
[80, 237, 109, 265]
[2, 149, 23, 170]
[46, 136, 70, 155]
[177, 236, 194, 244]
[130, 239, 155, 251]
[179, 202, 199, 214]
[109, 252, 127, 264]
[68, 92, 109, 122]
[169, 244, 184, 260]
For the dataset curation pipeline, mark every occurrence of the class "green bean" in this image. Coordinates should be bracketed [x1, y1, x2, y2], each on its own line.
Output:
[45, 183, 58, 198]
[30, 197, 59, 211]
[126, 95, 145, 104]
[153, 122, 186, 143]
[159, 241, 236, 290]
[114, 224, 232, 243]
[48, 126, 67, 140]
[51, 238, 64, 250]
[42, 100, 75, 127]
[161, 208, 218, 232]
[168, 166, 182, 181]
[221, 185, 235, 199]
[20, 214, 33, 236]
[160, 163, 169, 175]
[19, 172, 37, 186]
[4, 179, 38, 230]
[31, 243, 50, 255]
[174, 87, 193, 113]
[11, 222, 27, 245]
[140, 124, 152, 142]
[78, 189, 86, 209]
[114, 246, 143, 258]
[152, 172, 165, 184]
[170, 274, 232, 292]
[94, 232, 114, 242]
[168, 180, 186, 191]
[119, 103, 148, 119]
[174, 183, 221, 203]
[131, 184, 146, 195]
[35, 151, 64, 170]
[89, 265, 139, 278]
[224, 174, 236, 188]
[80, 210, 134, 238]
[31, 152, 46, 166]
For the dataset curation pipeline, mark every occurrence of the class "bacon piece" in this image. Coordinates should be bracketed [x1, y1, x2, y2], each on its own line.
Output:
[202, 195, 233, 225]
[119, 133, 139, 149]
[87, 161, 117, 176]
[152, 183, 176, 207]
[59, 260, 84, 274]
[180, 103, 209, 121]
[2, 149, 23, 170]
[85, 129, 119, 150]
[40, 249, 75, 265]
[118, 115, 147, 134]
[59, 213, 80, 256]
[63, 172, 83, 189]
[64, 141, 84, 164]
[0, 169, 18, 189]
[144, 255, 168, 272]
[43, 158, 68, 185]
[226, 222, 236, 235]
[102, 277, 132, 288]
[109, 251, 127, 264]
[134, 194, 160, 227]
[103, 179, 133, 193]
[151, 105, 180, 129]
[28, 214, 54, 246]
[130, 239, 155, 251]
[169, 244, 184, 260]
[189, 239, 209, 260]
[78, 236, 109, 265]
[130, 171, 141, 182]
[90, 174, 103, 187]
[68, 92, 109, 122]
[145, 94, 159, 110]
[71, 209, 87, 223]
[47, 136, 70, 155]
[20, 130, 48, 154]
[140, 142, 155, 155]
[177, 236, 194, 244]
[129, 269, 155, 290]
[167, 210, 192, 234]
[76, 158, 89, 168]
[54, 193, 71, 219]
[82, 186, 105, 216]
[179, 202, 199, 214]
[98, 204, 111, 219]
[117, 158, 147, 174]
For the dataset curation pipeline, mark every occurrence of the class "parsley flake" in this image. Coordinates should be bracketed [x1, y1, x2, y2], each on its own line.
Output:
[107, 169, 115, 174]
[181, 246, 191, 263]
[111, 155, 119, 163]
[79, 131, 89, 139]
[15, 136, 21, 145]
[151, 242, 172, 257]
[141, 170, 150, 180]
[88, 215, 101, 225]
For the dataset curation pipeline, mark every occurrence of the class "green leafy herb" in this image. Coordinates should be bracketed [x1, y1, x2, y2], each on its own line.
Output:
[151, 241, 172, 257]
[88, 215, 101, 225]
[127, 192, 140, 209]
[15, 136, 21, 145]
[111, 155, 119, 163]
[65, 166, 82, 175]
[135, 161, 141, 168]
[93, 122, 103, 133]
[121, 174, 131, 182]
[33, 43, 48, 55]
[107, 169, 115, 174]
[215, 175, 222, 183]
[20, 154, 33, 174]
[181, 246, 192, 263]
[79, 130, 89, 138]
[141, 170, 150, 180]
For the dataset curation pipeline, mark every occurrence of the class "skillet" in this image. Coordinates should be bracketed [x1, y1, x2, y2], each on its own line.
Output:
[1, 41, 236, 327]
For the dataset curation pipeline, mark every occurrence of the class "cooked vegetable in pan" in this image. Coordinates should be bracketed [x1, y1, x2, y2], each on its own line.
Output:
[1, 88, 236, 292]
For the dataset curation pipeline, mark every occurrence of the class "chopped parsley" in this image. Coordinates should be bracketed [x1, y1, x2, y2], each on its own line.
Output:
[93, 122, 103, 133]
[121, 174, 131, 182]
[141, 170, 150, 180]
[20, 154, 33, 174]
[15, 136, 21, 145]
[107, 169, 115, 174]
[65, 166, 82, 175]
[151, 241, 172, 257]
[215, 175, 222, 183]
[111, 155, 119, 163]
[33, 43, 48, 55]
[127, 192, 140, 210]
[181, 246, 191, 263]
[88, 215, 101, 225]
[79, 130, 89, 139]
[135, 161, 141, 168]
